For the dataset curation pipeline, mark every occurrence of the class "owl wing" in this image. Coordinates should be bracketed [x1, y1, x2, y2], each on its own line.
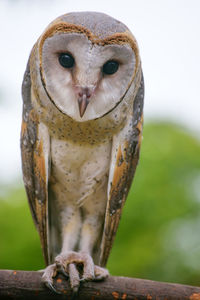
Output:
[21, 61, 50, 265]
[99, 74, 144, 267]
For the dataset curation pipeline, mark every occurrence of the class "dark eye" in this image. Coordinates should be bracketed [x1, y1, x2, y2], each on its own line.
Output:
[58, 53, 75, 68]
[102, 60, 119, 75]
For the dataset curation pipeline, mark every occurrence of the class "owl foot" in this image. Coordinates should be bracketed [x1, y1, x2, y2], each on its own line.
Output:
[42, 251, 109, 294]
[41, 263, 61, 294]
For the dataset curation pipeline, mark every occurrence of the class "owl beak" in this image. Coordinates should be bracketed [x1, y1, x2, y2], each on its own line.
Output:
[78, 94, 89, 118]
[77, 87, 93, 118]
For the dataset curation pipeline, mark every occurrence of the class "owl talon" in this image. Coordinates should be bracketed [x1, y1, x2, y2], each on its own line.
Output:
[42, 263, 61, 294]
[94, 265, 109, 281]
[59, 265, 69, 278]
[80, 277, 86, 282]
[42, 252, 108, 294]
[45, 281, 61, 294]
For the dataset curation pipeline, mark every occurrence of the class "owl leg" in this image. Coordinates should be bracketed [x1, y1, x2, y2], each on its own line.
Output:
[43, 189, 109, 293]
[78, 222, 109, 282]
[54, 209, 109, 292]
[78, 200, 109, 282]
[42, 206, 82, 293]
[54, 212, 98, 292]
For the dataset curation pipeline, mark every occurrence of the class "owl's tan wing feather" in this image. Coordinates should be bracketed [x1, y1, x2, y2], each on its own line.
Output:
[99, 74, 144, 267]
[21, 61, 50, 265]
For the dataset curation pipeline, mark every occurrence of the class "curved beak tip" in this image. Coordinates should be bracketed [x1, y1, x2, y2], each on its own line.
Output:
[78, 97, 89, 118]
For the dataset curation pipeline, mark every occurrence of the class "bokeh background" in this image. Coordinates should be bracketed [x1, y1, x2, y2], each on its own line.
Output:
[1, 0, 200, 286]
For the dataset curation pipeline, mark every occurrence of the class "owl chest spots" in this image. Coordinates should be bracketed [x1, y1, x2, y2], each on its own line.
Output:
[35, 101, 125, 144]
[50, 137, 112, 206]
[47, 117, 121, 144]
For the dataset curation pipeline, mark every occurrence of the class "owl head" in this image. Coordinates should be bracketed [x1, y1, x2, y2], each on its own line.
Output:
[31, 12, 141, 122]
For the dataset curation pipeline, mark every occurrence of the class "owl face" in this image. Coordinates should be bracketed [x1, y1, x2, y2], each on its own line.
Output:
[40, 32, 137, 122]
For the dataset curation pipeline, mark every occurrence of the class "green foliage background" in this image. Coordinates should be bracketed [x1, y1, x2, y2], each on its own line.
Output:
[1, 122, 200, 286]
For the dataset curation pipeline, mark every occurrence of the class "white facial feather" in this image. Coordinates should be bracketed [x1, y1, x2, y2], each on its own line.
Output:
[41, 33, 136, 121]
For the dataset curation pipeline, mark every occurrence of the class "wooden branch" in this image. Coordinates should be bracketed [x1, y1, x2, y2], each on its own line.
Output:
[0, 269, 200, 300]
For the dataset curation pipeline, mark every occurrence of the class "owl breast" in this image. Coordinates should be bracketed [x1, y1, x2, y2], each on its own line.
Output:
[49, 137, 112, 207]
[32, 88, 128, 145]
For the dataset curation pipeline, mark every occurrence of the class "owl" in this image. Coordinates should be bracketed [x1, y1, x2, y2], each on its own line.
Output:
[21, 12, 144, 293]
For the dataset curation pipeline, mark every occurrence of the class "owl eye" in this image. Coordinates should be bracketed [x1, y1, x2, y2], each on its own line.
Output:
[102, 60, 119, 75]
[58, 53, 75, 68]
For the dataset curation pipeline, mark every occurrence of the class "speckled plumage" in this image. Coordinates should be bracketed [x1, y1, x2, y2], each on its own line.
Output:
[21, 11, 144, 292]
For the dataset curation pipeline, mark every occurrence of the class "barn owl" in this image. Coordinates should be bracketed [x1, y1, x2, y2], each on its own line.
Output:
[21, 11, 144, 293]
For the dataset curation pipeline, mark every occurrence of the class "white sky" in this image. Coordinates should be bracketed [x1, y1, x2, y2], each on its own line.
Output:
[0, 0, 200, 182]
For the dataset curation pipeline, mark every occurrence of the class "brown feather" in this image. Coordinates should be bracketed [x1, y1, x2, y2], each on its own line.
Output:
[21, 61, 49, 265]
[99, 74, 144, 267]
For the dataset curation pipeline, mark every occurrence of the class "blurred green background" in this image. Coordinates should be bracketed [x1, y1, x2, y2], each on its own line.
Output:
[1, 121, 200, 286]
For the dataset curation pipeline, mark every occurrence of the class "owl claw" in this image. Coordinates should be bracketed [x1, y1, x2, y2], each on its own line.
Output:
[45, 281, 61, 294]
[59, 265, 69, 278]
[42, 263, 61, 294]
[42, 252, 109, 294]
[80, 277, 86, 282]
[94, 265, 109, 281]
[55, 251, 95, 289]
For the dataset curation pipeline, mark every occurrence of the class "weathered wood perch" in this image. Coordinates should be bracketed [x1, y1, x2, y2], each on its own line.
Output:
[0, 270, 200, 300]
